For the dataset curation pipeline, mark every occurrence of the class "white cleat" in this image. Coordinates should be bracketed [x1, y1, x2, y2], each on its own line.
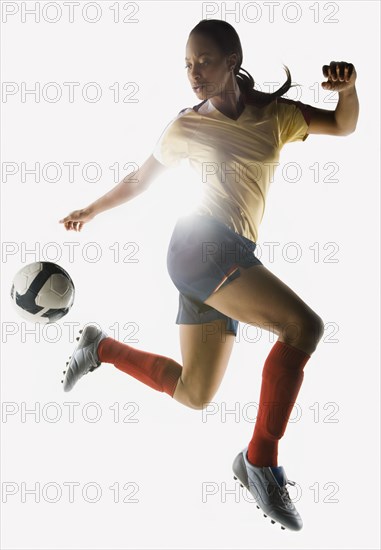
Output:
[61, 325, 108, 392]
[232, 447, 303, 531]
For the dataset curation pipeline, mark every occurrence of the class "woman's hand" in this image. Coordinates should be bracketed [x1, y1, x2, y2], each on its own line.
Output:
[321, 61, 357, 92]
[59, 207, 95, 231]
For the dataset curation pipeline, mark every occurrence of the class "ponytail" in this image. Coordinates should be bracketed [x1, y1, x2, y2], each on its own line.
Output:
[236, 65, 298, 105]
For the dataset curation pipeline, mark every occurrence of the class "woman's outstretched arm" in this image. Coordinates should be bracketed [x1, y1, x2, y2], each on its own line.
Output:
[59, 154, 168, 231]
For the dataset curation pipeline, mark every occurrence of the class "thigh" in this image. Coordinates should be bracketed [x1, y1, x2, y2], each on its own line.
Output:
[203, 264, 324, 349]
[178, 319, 235, 408]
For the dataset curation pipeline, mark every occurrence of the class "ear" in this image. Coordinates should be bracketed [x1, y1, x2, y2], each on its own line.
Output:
[227, 53, 239, 72]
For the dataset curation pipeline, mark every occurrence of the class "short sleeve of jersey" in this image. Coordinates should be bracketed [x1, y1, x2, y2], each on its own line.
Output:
[152, 109, 190, 167]
[276, 98, 313, 144]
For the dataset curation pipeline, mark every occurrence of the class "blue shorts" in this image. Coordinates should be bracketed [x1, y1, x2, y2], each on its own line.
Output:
[166, 213, 263, 336]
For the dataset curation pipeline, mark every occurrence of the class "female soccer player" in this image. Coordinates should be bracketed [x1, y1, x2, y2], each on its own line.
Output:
[59, 19, 358, 531]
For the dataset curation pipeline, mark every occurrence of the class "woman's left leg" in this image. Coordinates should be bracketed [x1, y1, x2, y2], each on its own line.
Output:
[173, 319, 236, 409]
[97, 318, 235, 409]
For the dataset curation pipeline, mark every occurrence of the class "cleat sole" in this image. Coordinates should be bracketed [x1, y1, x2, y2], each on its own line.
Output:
[233, 472, 290, 532]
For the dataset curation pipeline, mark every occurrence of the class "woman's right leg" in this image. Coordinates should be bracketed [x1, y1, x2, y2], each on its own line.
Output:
[203, 263, 324, 355]
[202, 262, 325, 467]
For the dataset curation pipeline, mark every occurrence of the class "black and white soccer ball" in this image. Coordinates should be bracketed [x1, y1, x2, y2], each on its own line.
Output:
[10, 262, 75, 324]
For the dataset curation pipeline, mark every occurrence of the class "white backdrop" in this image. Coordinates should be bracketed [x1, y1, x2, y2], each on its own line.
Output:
[1, 1, 380, 549]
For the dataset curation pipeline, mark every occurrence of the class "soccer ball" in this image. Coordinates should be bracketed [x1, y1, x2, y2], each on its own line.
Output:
[10, 261, 75, 324]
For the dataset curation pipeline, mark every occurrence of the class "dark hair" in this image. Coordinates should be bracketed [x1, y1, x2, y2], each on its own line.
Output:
[190, 19, 297, 105]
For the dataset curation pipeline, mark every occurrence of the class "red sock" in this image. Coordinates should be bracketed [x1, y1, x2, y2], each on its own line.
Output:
[247, 340, 311, 467]
[97, 338, 182, 397]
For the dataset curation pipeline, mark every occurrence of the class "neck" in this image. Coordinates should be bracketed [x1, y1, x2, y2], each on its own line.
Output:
[209, 77, 245, 119]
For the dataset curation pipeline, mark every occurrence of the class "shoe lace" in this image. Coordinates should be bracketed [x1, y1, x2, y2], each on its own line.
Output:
[277, 479, 296, 508]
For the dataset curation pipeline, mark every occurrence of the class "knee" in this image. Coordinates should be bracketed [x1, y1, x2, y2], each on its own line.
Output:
[284, 312, 325, 352]
[304, 313, 325, 345]
[186, 391, 215, 411]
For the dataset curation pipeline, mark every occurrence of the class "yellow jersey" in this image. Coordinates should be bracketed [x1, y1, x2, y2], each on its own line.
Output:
[153, 93, 312, 242]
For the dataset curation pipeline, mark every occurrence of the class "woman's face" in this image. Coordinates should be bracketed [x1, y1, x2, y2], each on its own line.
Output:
[185, 33, 237, 100]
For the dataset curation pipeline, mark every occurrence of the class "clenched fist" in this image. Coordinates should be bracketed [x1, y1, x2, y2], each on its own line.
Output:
[322, 61, 357, 92]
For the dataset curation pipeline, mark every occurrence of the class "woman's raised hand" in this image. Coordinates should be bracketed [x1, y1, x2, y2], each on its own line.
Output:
[59, 208, 95, 232]
[321, 61, 357, 92]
